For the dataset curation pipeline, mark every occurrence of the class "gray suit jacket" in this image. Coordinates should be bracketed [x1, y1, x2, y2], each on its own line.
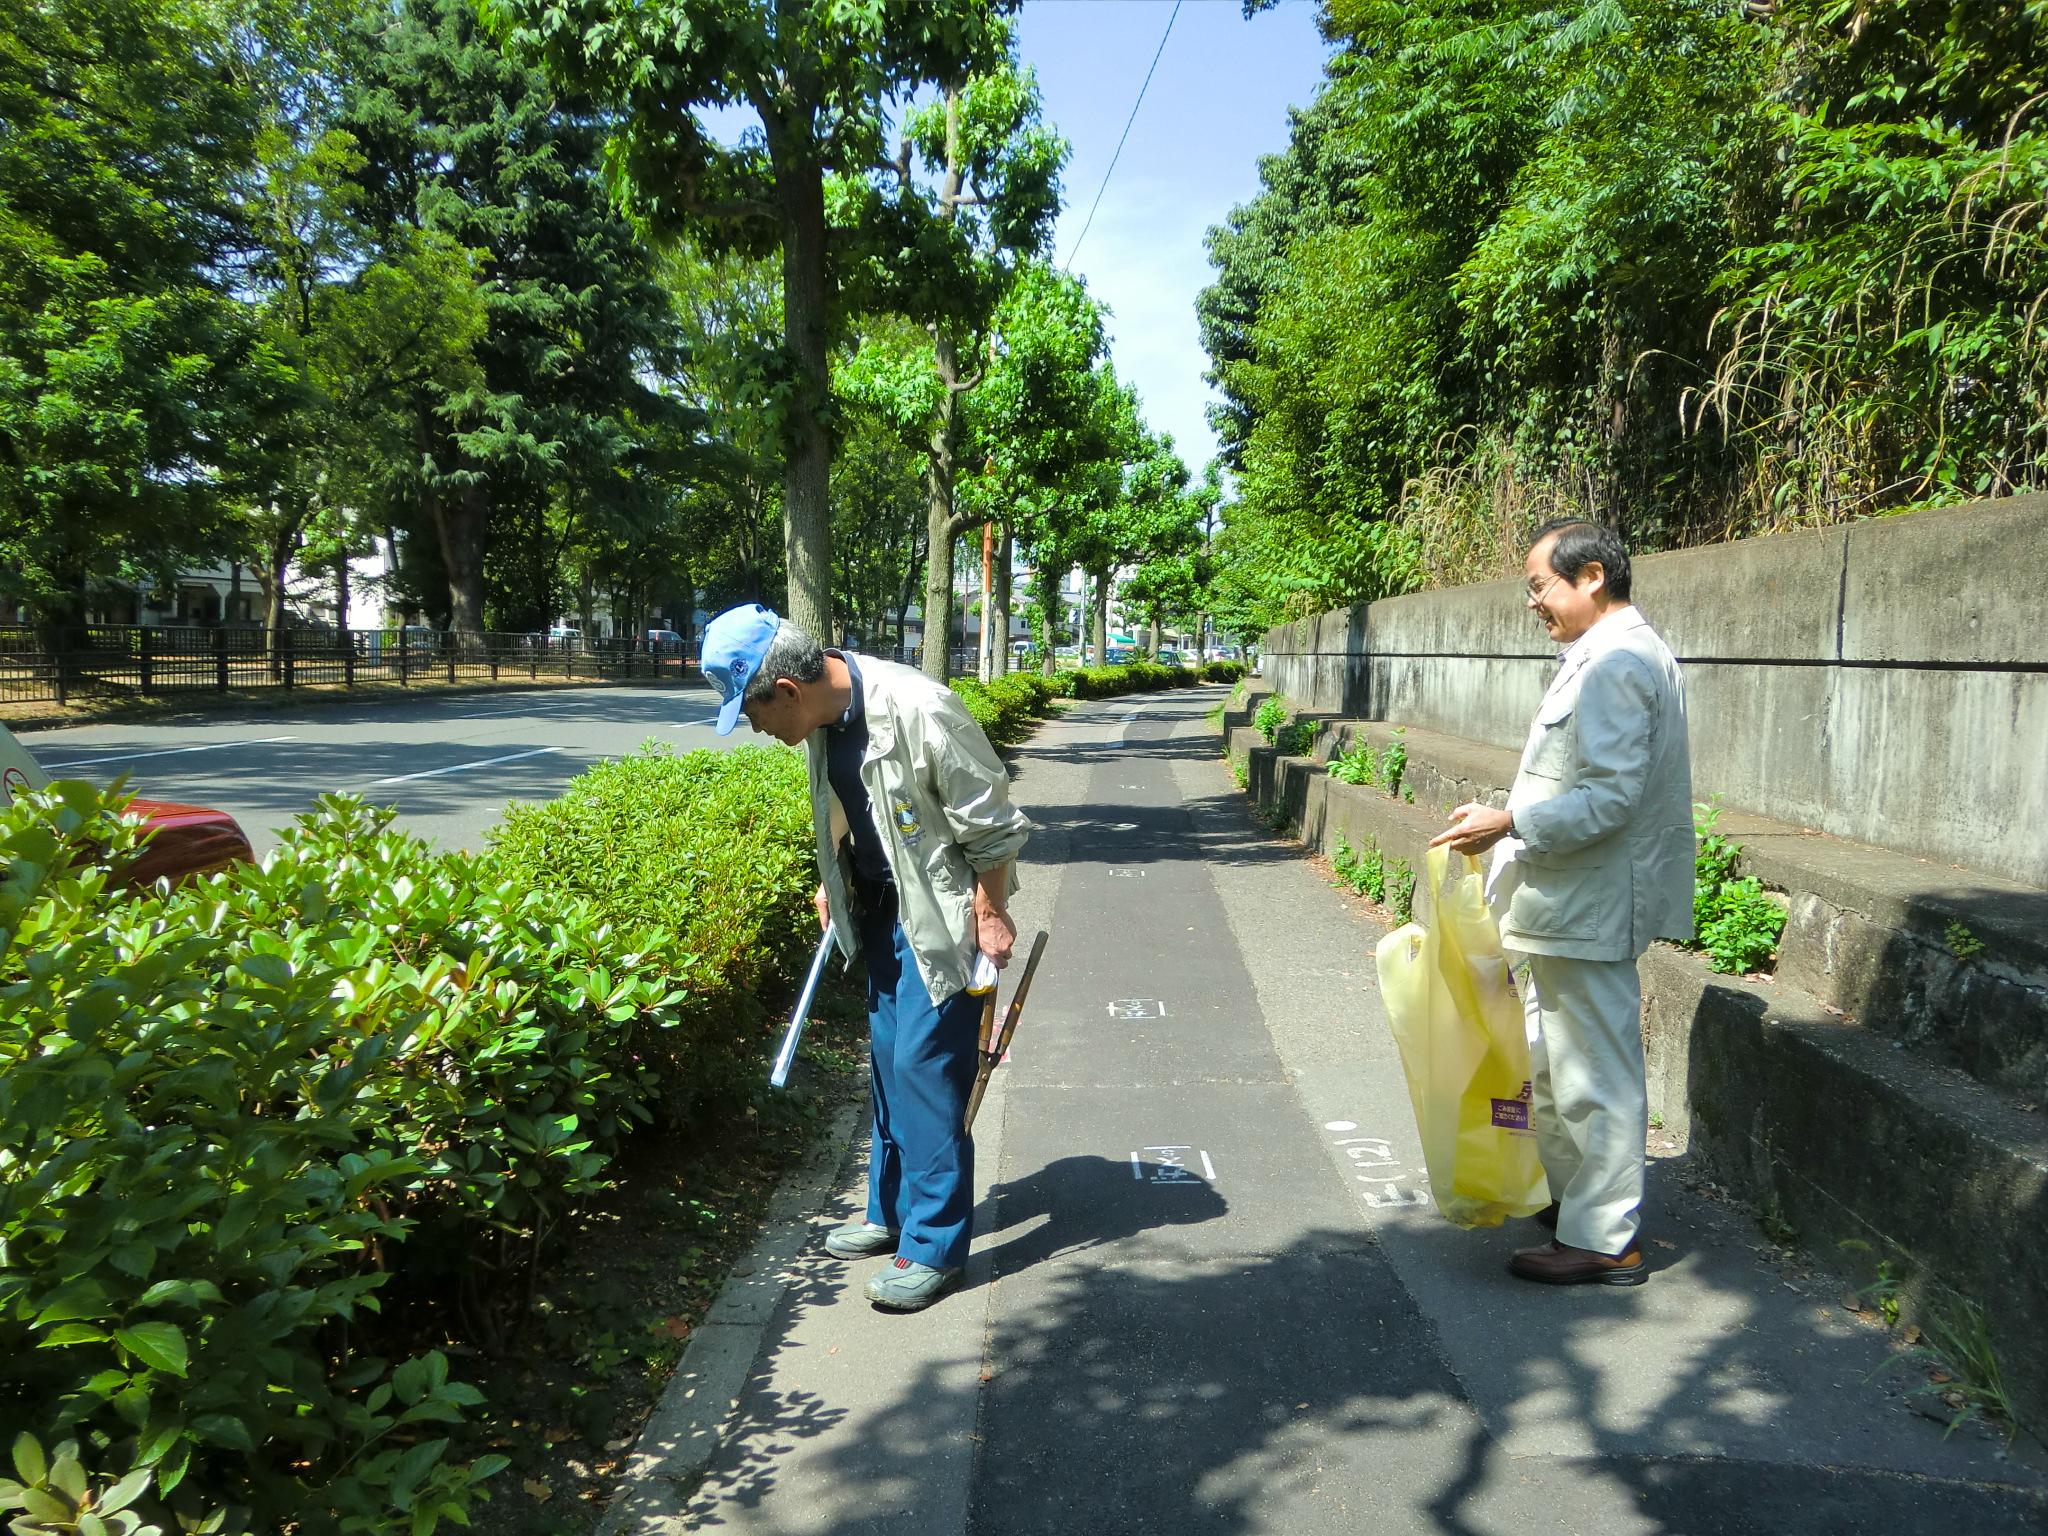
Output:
[1487, 606, 1695, 961]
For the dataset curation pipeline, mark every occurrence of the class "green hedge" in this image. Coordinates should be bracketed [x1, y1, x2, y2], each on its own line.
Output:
[1202, 659, 1247, 683]
[0, 749, 811, 1535]
[485, 744, 814, 1120]
[1052, 660, 1204, 700]
[950, 661, 1207, 744]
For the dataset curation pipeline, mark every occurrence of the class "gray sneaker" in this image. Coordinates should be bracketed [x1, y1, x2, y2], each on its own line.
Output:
[824, 1221, 898, 1260]
[864, 1257, 962, 1311]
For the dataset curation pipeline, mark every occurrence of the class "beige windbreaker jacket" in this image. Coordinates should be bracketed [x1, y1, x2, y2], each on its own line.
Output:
[1485, 606, 1695, 961]
[807, 653, 1031, 1003]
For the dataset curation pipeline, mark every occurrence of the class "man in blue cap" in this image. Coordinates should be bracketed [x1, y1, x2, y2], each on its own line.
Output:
[700, 603, 1031, 1311]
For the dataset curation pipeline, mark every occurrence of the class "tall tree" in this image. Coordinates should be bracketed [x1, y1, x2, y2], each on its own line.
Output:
[483, 0, 1019, 644]
[0, 0, 257, 635]
[342, 0, 679, 635]
[851, 54, 1064, 678]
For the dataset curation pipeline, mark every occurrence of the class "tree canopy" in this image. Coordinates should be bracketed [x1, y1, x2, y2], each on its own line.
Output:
[1203, 0, 2048, 621]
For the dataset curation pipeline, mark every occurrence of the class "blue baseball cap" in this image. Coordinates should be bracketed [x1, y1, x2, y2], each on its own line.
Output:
[701, 603, 782, 734]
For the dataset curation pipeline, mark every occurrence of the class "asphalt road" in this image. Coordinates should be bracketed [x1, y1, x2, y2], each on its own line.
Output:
[652, 687, 2048, 1536]
[12, 682, 738, 852]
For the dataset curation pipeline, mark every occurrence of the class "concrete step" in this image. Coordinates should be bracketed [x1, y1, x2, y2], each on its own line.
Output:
[1220, 694, 2048, 1439]
[1232, 702, 2048, 1102]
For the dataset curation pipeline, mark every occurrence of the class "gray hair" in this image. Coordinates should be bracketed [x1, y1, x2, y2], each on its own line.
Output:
[744, 619, 826, 703]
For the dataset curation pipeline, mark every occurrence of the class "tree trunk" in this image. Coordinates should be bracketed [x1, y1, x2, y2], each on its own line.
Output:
[991, 526, 1012, 677]
[919, 332, 962, 680]
[774, 141, 834, 644]
[1035, 564, 1061, 676]
[335, 550, 352, 633]
[1148, 615, 1162, 657]
[895, 523, 924, 661]
[433, 476, 488, 636]
[1092, 570, 1109, 666]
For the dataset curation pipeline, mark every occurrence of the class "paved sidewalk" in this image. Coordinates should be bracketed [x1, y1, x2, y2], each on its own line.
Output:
[618, 689, 2047, 1535]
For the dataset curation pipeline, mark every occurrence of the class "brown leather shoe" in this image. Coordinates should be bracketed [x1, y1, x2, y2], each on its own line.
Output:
[1509, 1240, 1647, 1287]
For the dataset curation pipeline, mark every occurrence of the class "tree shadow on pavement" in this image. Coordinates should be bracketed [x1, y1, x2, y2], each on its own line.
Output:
[678, 1204, 2048, 1536]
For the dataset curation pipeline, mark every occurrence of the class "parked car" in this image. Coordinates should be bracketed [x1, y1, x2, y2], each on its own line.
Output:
[646, 628, 686, 653]
[0, 723, 254, 886]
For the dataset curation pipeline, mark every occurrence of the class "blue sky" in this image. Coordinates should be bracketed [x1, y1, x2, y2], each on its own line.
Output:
[1016, 0, 1332, 474]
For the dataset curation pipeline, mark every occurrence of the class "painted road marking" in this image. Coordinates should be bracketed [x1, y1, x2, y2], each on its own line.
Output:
[1107, 999, 1167, 1019]
[368, 747, 561, 787]
[1131, 1147, 1216, 1184]
[1326, 1124, 1432, 1209]
[43, 736, 300, 771]
[1106, 867, 1145, 878]
[664, 715, 722, 729]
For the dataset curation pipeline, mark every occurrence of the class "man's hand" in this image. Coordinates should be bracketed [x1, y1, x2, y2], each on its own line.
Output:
[814, 882, 830, 932]
[1430, 802, 1515, 856]
[973, 872, 1017, 968]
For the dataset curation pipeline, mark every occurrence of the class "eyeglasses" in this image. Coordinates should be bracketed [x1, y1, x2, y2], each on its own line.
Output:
[1525, 571, 1564, 603]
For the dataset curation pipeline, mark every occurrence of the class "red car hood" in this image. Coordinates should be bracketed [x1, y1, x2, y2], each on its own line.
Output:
[122, 798, 255, 886]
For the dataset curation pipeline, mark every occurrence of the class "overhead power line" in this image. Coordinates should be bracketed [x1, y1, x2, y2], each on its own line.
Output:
[1061, 0, 1182, 273]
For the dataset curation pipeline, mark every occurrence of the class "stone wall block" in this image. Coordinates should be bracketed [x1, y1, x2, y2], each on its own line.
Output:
[1840, 494, 2048, 664]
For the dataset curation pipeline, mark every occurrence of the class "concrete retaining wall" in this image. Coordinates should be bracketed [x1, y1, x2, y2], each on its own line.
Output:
[1261, 496, 2048, 890]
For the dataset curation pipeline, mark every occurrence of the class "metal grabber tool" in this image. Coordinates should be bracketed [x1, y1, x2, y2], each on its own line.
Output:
[770, 927, 838, 1089]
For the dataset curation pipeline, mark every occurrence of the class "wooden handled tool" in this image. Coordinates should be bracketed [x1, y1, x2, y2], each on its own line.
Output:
[963, 930, 1049, 1133]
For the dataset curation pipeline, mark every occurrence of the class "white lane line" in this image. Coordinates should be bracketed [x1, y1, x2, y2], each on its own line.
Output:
[367, 746, 560, 787]
[43, 736, 299, 771]
[665, 715, 722, 729]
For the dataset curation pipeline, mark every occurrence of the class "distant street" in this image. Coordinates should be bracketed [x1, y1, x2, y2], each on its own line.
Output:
[14, 681, 736, 852]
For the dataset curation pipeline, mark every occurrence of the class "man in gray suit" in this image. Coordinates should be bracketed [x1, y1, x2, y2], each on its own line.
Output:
[1431, 520, 1694, 1286]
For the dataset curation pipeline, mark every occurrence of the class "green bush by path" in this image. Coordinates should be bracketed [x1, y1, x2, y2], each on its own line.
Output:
[484, 744, 814, 1121]
[951, 661, 1201, 745]
[1691, 801, 1788, 974]
[0, 750, 814, 1536]
[1202, 660, 1247, 683]
[1053, 660, 1202, 700]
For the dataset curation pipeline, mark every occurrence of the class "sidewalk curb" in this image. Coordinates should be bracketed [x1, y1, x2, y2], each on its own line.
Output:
[596, 1097, 864, 1535]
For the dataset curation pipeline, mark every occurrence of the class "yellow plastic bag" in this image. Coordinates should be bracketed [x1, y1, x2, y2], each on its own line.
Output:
[1373, 844, 1550, 1227]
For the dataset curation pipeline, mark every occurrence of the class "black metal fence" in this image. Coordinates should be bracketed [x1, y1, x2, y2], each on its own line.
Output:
[0, 626, 696, 706]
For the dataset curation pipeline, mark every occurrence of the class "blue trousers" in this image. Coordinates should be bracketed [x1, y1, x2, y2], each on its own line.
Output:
[862, 916, 982, 1270]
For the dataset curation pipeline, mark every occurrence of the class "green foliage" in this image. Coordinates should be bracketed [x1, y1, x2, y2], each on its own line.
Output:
[0, 752, 811, 1532]
[951, 672, 1058, 746]
[1692, 801, 1788, 973]
[1253, 695, 1288, 744]
[0, 0, 257, 629]
[1944, 921, 1985, 961]
[1329, 740, 1378, 786]
[1056, 661, 1200, 701]
[1387, 857, 1418, 925]
[1331, 833, 1387, 902]
[484, 744, 814, 1118]
[1202, 660, 1247, 683]
[1379, 728, 1408, 797]
[1902, 1300, 2020, 1440]
[1206, 0, 2048, 619]
[1275, 720, 1318, 756]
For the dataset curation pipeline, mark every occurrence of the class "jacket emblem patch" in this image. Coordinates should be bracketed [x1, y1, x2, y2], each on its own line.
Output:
[892, 797, 924, 848]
